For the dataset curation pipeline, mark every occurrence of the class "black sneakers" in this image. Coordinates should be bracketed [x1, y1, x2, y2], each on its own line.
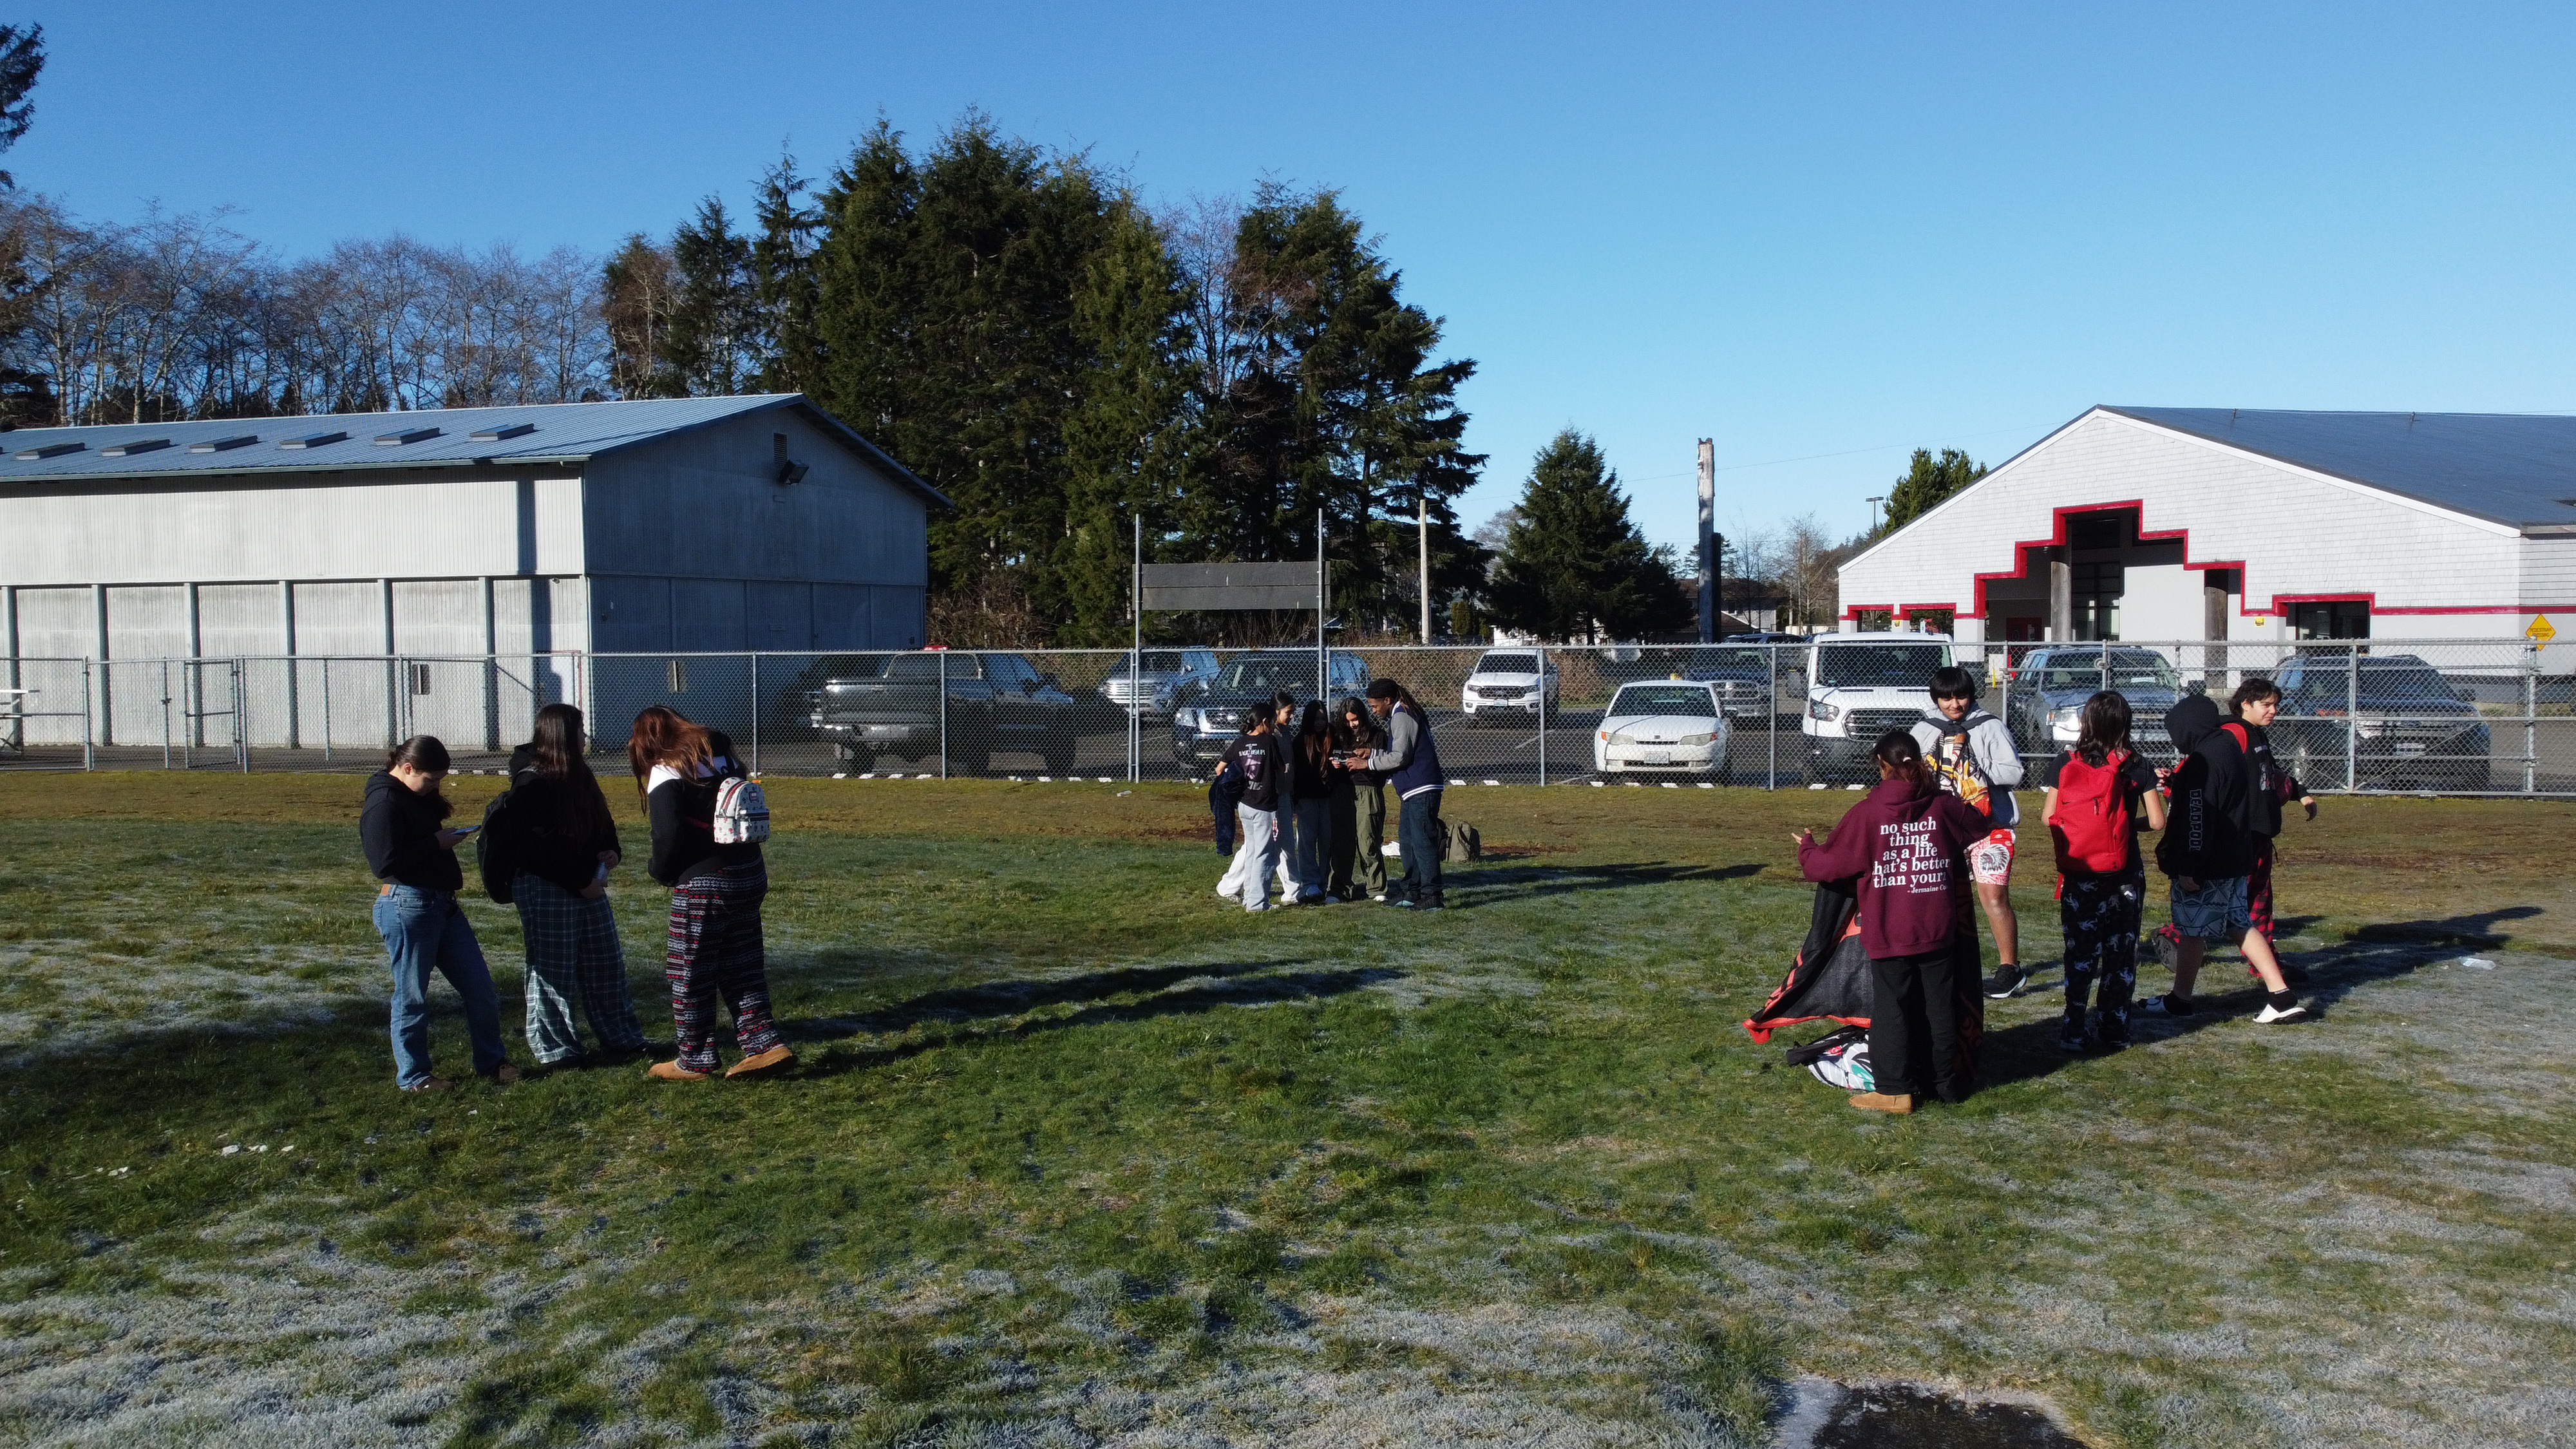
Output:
[2057, 1013, 2089, 1052]
[2140, 992, 2195, 1018]
[1984, 965, 2030, 999]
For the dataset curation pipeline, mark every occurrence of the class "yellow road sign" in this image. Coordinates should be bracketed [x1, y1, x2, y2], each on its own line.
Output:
[2528, 614, 2556, 643]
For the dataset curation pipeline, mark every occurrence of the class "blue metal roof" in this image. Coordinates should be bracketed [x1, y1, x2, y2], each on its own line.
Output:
[0, 393, 947, 507]
[2104, 406, 2576, 533]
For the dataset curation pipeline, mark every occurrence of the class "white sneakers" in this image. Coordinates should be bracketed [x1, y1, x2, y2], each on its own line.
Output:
[2253, 1001, 2309, 1025]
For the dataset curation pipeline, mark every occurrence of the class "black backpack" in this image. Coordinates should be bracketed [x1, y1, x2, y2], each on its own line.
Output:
[474, 772, 532, 903]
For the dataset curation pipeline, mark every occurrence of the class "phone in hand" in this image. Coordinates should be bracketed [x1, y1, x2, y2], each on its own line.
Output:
[450, 824, 479, 836]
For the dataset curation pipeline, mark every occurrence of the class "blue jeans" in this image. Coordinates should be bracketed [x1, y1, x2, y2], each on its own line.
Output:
[1394, 788, 1444, 906]
[373, 886, 507, 1087]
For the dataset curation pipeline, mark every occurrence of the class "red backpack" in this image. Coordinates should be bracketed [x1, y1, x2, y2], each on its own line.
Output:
[2050, 748, 2135, 875]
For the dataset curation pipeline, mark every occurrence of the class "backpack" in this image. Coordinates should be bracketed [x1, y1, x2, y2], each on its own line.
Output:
[1444, 820, 1481, 863]
[475, 786, 518, 903]
[1928, 712, 1998, 817]
[712, 774, 770, 846]
[2220, 721, 2298, 804]
[2050, 748, 2135, 875]
[1786, 1027, 1874, 1091]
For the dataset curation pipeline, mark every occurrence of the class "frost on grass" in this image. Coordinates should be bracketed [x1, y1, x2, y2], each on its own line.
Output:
[0, 940, 382, 1066]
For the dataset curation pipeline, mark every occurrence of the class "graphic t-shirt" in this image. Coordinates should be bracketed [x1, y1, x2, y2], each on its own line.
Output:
[1221, 733, 1280, 811]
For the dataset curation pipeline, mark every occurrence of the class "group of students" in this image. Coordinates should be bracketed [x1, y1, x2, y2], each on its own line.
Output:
[1797, 665, 2317, 1113]
[1209, 678, 1449, 911]
[357, 703, 788, 1091]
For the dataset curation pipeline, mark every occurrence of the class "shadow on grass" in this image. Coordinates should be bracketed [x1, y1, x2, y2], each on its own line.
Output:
[1448, 860, 1761, 904]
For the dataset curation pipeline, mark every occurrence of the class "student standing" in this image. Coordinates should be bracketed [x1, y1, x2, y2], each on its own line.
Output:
[2147, 696, 2307, 1023]
[2226, 678, 2317, 960]
[1910, 665, 2029, 998]
[2036, 692, 2166, 1052]
[1330, 696, 1385, 901]
[1287, 701, 1336, 904]
[1794, 730, 1990, 1112]
[1217, 701, 1287, 911]
[362, 735, 517, 1092]
[1358, 679, 1447, 910]
[630, 706, 793, 1079]
[500, 703, 648, 1067]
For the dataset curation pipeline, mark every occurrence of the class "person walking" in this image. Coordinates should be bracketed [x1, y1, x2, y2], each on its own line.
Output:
[1287, 701, 1336, 905]
[2146, 695, 2307, 1024]
[2149, 677, 2318, 980]
[1217, 698, 1287, 911]
[363, 735, 517, 1092]
[1356, 679, 1447, 910]
[1910, 665, 2030, 998]
[1329, 696, 1385, 901]
[2036, 691, 2166, 1052]
[630, 705, 793, 1081]
[499, 703, 648, 1068]
[1794, 730, 1990, 1112]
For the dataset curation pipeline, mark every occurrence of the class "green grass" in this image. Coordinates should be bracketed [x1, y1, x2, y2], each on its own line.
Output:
[2, 776, 2573, 1447]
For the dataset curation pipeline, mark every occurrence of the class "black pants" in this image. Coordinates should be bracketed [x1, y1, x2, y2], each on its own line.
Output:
[1393, 788, 1444, 906]
[1868, 949, 1965, 1102]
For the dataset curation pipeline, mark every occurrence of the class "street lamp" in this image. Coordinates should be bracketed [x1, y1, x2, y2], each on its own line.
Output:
[1866, 495, 1886, 533]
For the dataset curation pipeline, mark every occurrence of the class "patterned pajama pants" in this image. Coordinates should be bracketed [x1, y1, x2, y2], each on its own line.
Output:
[2061, 866, 2145, 1041]
[513, 873, 647, 1063]
[665, 862, 782, 1072]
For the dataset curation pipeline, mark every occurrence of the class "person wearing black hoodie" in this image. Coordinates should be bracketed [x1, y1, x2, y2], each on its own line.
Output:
[497, 704, 648, 1067]
[2148, 695, 2306, 1023]
[362, 735, 516, 1092]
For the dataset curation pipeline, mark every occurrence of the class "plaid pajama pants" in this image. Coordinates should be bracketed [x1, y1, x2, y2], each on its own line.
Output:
[513, 873, 647, 1063]
[665, 861, 782, 1072]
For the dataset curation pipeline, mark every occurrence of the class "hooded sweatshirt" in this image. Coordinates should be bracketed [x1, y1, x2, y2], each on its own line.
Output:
[1909, 707, 2024, 828]
[1797, 775, 1991, 958]
[2155, 696, 2258, 881]
[361, 770, 462, 891]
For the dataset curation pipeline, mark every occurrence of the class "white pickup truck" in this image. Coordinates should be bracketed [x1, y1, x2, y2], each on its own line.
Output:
[1801, 632, 1954, 781]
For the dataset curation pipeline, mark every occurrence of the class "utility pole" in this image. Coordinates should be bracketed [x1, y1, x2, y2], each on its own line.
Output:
[1316, 507, 1328, 702]
[1130, 514, 1142, 782]
[1696, 439, 1716, 643]
[1417, 494, 1432, 643]
[1866, 495, 1885, 534]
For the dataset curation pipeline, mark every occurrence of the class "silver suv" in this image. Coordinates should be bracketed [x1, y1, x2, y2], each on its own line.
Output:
[1098, 648, 1219, 719]
[1461, 649, 1560, 724]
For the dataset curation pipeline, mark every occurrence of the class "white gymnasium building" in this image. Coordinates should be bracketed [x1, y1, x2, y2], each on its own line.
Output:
[1838, 406, 2576, 648]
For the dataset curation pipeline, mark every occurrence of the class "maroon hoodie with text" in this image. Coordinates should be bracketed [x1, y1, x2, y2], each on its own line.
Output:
[1796, 775, 1990, 958]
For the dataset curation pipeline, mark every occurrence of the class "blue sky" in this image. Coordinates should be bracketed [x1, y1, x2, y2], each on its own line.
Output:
[20, 2, 2576, 555]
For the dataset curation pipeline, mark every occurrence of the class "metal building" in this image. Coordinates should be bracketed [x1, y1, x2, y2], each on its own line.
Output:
[0, 394, 943, 752]
[1838, 406, 2576, 646]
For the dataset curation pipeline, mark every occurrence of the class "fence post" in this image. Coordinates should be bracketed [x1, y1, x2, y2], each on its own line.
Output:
[321, 659, 334, 765]
[1537, 645, 1548, 787]
[750, 653, 761, 776]
[236, 661, 249, 773]
[82, 661, 93, 772]
[2525, 641, 2540, 796]
[2345, 641, 2358, 793]
[938, 650, 948, 780]
[1767, 643, 1779, 790]
[162, 659, 175, 771]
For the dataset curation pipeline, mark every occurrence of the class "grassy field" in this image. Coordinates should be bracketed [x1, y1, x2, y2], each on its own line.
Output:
[1, 773, 2573, 1448]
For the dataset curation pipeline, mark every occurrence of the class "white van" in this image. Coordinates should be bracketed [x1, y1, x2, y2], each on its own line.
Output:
[1802, 632, 1955, 780]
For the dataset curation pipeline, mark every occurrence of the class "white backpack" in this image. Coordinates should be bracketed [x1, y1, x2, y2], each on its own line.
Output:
[712, 775, 771, 845]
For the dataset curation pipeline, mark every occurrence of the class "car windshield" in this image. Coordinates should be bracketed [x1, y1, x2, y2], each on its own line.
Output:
[1687, 647, 1771, 672]
[2034, 651, 2179, 692]
[1215, 658, 1314, 692]
[1814, 644, 1950, 690]
[1478, 653, 1540, 674]
[1115, 651, 1191, 674]
[1611, 685, 1716, 717]
[2288, 659, 2458, 705]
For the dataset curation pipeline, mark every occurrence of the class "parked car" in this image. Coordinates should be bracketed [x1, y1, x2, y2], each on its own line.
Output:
[1668, 641, 1807, 721]
[2004, 646, 2182, 760]
[799, 650, 1080, 774]
[1170, 650, 1372, 766]
[2273, 652, 2492, 791]
[1594, 680, 1732, 779]
[1097, 648, 1220, 719]
[1801, 632, 1955, 781]
[1460, 649, 1560, 724]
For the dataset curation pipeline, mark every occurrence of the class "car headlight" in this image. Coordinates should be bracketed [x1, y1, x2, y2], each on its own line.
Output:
[1609, 730, 1636, 746]
[1808, 699, 1839, 722]
[2048, 705, 2080, 735]
[1678, 732, 1718, 748]
[1175, 708, 1200, 730]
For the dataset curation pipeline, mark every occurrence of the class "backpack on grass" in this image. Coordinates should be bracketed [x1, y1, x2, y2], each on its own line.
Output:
[2050, 748, 2134, 875]
[1786, 1025, 1874, 1092]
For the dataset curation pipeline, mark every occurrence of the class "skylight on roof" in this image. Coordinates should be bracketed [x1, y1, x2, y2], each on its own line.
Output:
[100, 439, 173, 457]
[374, 427, 441, 446]
[12, 441, 83, 460]
[279, 431, 348, 450]
[189, 435, 259, 453]
[469, 422, 536, 441]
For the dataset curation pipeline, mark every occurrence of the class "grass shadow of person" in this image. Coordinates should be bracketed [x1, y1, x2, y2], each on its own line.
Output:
[1447, 860, 1761, 906]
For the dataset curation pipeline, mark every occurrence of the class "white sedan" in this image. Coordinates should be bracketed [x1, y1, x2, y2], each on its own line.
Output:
[1595, 681, 1732, 779]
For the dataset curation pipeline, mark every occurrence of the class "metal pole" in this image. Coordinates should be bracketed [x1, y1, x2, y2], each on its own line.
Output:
[321, 658, 334, 765]
[1317, 507, 1327, 710]
[1537, 644, 1548, 786]
[82, 662, 93, 772]
[2345, 641, 2358, 793]
[1767, 643, 1779, 790]
[1418, 495, 1432, 644]
[938, 650, 948, 780]
[1696, 439, 1715, 643]
[236, 662, 249, 773]
[750, 653, 761, 775]
[162, 659, 175, 770]
[2525, 642, 2539, 795]
[1130, 514, 1142, 784]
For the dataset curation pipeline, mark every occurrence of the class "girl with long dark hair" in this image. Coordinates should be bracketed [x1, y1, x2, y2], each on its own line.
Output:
[1330, 696, 1385, 901]
[630, 705, 791, 1081]
[361, 735, 516, 1091]
[1287, 699, 1337, 904]
[1794, 729, 1989, 1112]
[502, 703, 647, 1066]
[2037, 691, 2167, 1052]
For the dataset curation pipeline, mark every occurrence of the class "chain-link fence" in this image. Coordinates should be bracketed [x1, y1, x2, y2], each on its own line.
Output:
[6, 639, 2571, 795]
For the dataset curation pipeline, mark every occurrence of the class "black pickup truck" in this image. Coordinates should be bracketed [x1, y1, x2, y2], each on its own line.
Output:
[798, 652, 1080, 774]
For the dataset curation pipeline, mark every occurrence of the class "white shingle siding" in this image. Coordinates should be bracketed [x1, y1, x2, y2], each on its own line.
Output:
[1841, 410, 2535, 643]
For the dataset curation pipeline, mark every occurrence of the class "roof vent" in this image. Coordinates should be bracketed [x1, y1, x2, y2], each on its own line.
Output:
[375, 427, 442, 446]
[279, 431, 349, 450]
[189, 434, 260, 453]
[12, 441, 84, 460]
[469, 422, 536, 441]
[100, 439, 173, 457]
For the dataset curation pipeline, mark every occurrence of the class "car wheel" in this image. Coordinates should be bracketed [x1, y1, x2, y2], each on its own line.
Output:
[833, 743, 874, 770]
[1044, 732, 1077, 775]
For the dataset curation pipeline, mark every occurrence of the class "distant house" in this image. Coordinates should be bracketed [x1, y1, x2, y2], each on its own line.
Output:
[1837, 406, 2576, 646]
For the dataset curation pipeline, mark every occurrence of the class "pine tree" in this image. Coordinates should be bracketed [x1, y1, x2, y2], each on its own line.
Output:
[749, 152, 823, 394]
[1486, 430, 1691, 642]
[662, 196, 755, 395]
[1880, 447, 1987, 533]
[1057, 197, 1192, 645]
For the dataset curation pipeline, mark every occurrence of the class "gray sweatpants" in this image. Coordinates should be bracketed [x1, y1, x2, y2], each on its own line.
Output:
[1234, 805, 1282, 911]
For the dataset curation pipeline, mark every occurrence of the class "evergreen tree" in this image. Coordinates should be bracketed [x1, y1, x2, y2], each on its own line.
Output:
[749, 151, 823, 394]
[1057, 196, 1192, 645]
[1880, 446, 1987, 533]
[662, 196, 756, 395]
[0, 23, 41, 190]
[601, 234, 679, 398]
[1486, 430, 1692, 642]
